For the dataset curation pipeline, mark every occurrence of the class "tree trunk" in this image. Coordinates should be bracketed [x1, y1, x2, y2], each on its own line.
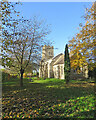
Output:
[20, 68, 24, 87]
[66, 79, 69, 84]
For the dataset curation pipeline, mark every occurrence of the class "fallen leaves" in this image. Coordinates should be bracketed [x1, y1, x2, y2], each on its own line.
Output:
[2, 78, 95, 118]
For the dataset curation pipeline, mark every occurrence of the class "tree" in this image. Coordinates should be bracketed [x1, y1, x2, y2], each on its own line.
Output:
[68, 2, 96, 74]
[1, 0, 21, 66]
[2, 16, 51, 87]
[64, 44, 71, 84]
[68, 36, 87, 73]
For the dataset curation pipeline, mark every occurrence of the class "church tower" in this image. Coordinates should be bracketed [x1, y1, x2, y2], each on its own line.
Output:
[42, 45, 54, 61]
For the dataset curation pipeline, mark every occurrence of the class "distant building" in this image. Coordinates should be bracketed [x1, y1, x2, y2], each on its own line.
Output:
[39, 45, 88, 79]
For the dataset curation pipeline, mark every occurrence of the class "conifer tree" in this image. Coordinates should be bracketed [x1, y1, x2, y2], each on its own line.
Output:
[64, 44, 71, 84]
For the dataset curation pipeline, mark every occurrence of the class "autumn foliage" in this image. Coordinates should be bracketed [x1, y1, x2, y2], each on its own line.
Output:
[68, 2, 96, 75]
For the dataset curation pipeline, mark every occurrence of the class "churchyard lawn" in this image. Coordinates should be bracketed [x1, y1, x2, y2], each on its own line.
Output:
[2, 77, 95, 119]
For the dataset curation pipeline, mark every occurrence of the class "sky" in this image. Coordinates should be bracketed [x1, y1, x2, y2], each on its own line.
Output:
[15, 2, 92, 56]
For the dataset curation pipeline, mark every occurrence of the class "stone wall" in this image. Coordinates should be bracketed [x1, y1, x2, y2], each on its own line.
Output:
[42, 45, 54, 61]
[53, 64, 64, 79]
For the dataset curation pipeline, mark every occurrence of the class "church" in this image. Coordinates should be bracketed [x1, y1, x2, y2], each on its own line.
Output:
[39, 45, 88, 79]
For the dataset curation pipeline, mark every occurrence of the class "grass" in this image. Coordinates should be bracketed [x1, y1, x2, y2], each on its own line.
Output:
[2, 77, 95, 119]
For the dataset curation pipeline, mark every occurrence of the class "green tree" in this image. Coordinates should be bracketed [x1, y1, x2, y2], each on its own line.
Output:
[64, 44, 71, 84]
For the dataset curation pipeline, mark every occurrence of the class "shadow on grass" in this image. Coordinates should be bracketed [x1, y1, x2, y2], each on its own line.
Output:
[2, 78, 94, 101]
[2, 78, 95, 118]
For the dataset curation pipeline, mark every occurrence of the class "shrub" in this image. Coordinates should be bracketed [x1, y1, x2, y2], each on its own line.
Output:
[88, 67, 96, 80]
[2, 71, 10, 81]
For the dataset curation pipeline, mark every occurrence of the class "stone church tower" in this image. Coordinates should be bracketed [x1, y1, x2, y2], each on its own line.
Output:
[42, 45, 54, 61]
[39, 45, 54, 78]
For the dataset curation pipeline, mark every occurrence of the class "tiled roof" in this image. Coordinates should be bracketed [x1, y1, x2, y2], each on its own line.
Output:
[52, 53, 63, 60]
[53, 54, 64, 65]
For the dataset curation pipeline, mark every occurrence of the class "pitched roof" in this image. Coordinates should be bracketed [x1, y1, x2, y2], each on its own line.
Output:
[53, 54, 64, 65]
[52, 53, 63, 60]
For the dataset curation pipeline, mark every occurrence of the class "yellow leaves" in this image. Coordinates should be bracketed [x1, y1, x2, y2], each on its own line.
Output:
[85, 21, 89, 26]
[13, 91, 17, 94]
[68, 4, 95, 69]
[8, 101, 10, 103]
[77, 69, 81, 74]
[88, 34, 92, 38]
[10, 40, 13, 44]
[4, 116, 9, 119]
[34, 110, 37, 112]
[17, 114, 19, 117]
[10, 116, 12, 118]
[85, 52, 89, 55]
[36, 112, 39, 114]
[70, 51, 87, 73]
[34, 110, 39, 114]
[28, 116, 31, 118]
[9, 111, 12, 116]
[86, 20, 89, 24]
[58, 104, 61, 106]
[85, 31, 88, 36]
[23, 73, 27, 78]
